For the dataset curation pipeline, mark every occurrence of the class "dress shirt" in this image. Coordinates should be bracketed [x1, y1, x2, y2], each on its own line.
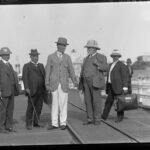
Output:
[31, 61, 38, 67]
[1, 59, 9, 65]
[88, 52, 97, 58]
[108, 60, 118, 83]
[57, 51, 63, 59]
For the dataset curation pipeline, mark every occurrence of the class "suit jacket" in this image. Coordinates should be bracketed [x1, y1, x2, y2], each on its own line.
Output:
[45, 51, 77, 92]
[22, 62, 46, 96]
[126, 65, 133, 78]
[0, 60, 20, 97]
[79, 53, 108, 90]
[106, 61, 129, 95]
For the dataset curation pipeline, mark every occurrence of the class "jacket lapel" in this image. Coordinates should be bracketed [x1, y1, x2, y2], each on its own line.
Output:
[0, 60, 11, 77]
[54, 51, 61, 64]
[80, 56, 89, 76]
[38, 64, 45, 78]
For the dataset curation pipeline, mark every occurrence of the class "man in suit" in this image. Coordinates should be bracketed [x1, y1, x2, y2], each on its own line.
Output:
[0, 47, 20, 133]
[101, 49, 129, 123]
[45, 37, 78, 130]
[78, 40, 108, 125]
[126, 58, 133, 94]
[22, 49, 46, 130]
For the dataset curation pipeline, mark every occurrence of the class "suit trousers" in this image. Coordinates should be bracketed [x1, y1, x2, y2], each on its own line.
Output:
[102, 83, 124, 120]
[83, 76, 102, 122]
[0, 95, 14, 130]
[26, 90, 44, 126]
[51, 84, 68, 127]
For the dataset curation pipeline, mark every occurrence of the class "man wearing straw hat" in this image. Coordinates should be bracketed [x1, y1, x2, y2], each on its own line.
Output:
[78, 40, 108, 125]
[22, 49, 46, 130]
[45, 37, 78, 130]
[101, 49, 129, 123]
[0, 47, 20, 133]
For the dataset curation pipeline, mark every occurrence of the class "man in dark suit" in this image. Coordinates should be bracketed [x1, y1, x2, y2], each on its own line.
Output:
[22, 49, 46, 130]
[0, 47, 20, 133]
[101, 49, 129, 123]
[126, 58, 133, 94]
[78, 40, 108, 125]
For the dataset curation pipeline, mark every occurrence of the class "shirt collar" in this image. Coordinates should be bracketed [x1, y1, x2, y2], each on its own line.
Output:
[31, 61, 38, 65]
[1, 59, 9, 64]
[57, 51, 63, 55]
[88, 52, 97, 57]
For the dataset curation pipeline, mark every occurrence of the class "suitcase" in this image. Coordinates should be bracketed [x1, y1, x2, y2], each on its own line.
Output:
[114, 94, 138, 112]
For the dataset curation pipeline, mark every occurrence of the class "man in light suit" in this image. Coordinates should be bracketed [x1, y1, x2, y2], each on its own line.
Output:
[0, 47, 20, 133]
[45, 37, 78, 130]
[22, 49, 46, 130]
[78, 40, 108, 125]
[101, 49, 129, 123]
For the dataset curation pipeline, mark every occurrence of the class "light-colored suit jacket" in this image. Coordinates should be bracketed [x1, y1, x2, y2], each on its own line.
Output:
[79, 53, 108, 90]
[45, 51, 77, 92]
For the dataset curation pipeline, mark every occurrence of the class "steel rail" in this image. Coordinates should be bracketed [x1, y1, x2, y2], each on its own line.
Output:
[67, 121, 87, 144]
[68, 102, 141, 143]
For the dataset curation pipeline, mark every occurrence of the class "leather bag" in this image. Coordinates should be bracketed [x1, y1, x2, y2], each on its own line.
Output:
[114, 94, 138, 112]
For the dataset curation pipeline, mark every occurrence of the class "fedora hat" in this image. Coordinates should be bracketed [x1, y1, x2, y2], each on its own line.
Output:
[84, 40, 100, 50]
[55, 37, 69, 45]
[29, 49, 40, 56]
[110, 49, 121, 57]
[0, 47, 12, 56]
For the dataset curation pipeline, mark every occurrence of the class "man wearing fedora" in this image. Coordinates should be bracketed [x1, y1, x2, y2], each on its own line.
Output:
[22, 49, 46, 130]
[126, 58, 133, 94]
[78, 40, 108, 125]
[0, 47, 20, 133]
[45, 37, 78, 130]
[101, 49, 129, 123]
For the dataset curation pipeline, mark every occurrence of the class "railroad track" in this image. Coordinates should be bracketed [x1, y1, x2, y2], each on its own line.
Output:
[68, 101, 141, 143]
[67, 122, 86, 144]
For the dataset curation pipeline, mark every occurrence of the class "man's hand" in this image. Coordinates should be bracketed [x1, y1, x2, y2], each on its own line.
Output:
[74, 82, 78, 88]
[25, 88, 30, 95]
[123, 87, 128, 94]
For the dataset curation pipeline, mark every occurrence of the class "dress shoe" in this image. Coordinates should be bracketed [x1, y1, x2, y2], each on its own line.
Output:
[47, 125, 58, 130]
[115, 119, 123, 123]
[0, 129, 9, 133]
[101, 115, 107, 121]
[94, 121, 101, 125]
[33, 124, 42, 128]
[83, 121, 93, 125]
[60, 125, 66, 130]
[5, 128, 16, 132]
[26, 126, 32, 130]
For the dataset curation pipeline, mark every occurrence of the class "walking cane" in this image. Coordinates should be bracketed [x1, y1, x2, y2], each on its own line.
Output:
[28, 93, 40, 125]
[0, 96, 17, 131]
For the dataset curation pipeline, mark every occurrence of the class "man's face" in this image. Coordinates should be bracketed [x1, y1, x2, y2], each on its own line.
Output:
[112, 56, 120, 62]
[57, 44, 66, 54]
[1, 54, 10, 61]
[87, 47, 97, 56]
[30, 55, 39, 63]
[127, 62, 131, 66]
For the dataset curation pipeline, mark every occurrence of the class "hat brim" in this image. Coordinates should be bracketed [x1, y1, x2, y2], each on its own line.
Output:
[84, 46, 101, 50]
[29, 53, 40, 56]
[0, 53, 12, 56]
[55, 42, 69, 45]
[110, 54, 121, 57]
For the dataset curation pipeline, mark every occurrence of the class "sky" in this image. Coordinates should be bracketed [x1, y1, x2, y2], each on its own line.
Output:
[0, 2, 150, 70]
